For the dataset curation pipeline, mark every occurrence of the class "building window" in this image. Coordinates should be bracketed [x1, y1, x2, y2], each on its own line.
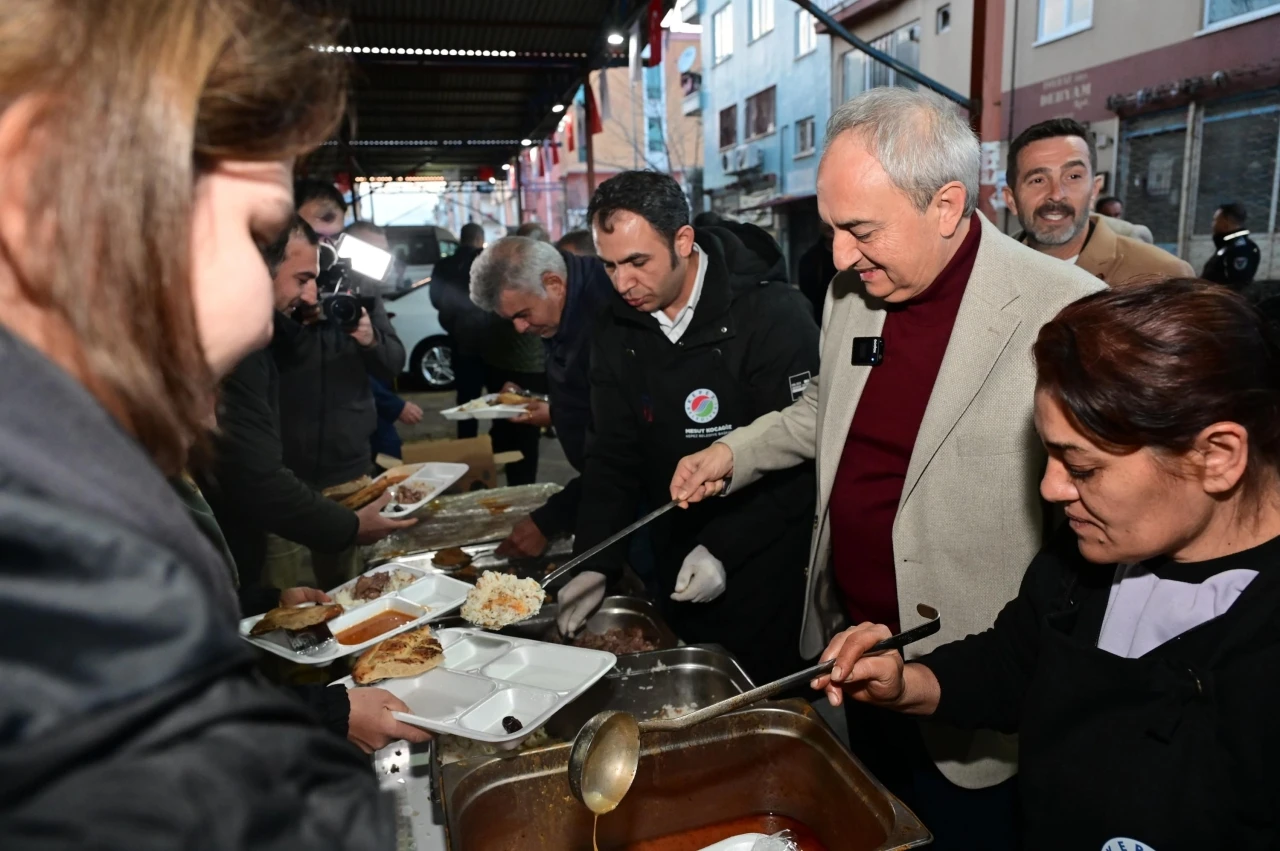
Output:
[1205, 0, 1280, 28]
[750, 0, 775, 41]
[712, 4, 734, 64]
[842, 21, 921, 102]
[644, 65, 663, 101]
[647, 117, 666, 153]
[1037, 0, 1093, 43]
[719, 104, 738, 150]
[796, 9, 818, 56]
[796, 116, 816, 157]
[745, 86, 777, 140]
[937, 4, 952, 33]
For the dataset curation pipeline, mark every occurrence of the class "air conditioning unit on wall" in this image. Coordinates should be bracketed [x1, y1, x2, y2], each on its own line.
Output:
[723, 144, 762, 175]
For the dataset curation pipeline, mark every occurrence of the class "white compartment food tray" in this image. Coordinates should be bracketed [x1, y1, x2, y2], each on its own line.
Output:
[334, 627, 616, 744]
[237, 568, 471, 665]
[440, 393, 532, 421]
[697, 836, 769, 851]
[380, 462, 469, 517]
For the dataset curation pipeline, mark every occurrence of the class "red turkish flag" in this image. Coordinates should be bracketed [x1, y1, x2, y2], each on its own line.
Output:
[645, 0, 663, 67]
[549, 133, 560, 165]
[566, 114, 576, 152]
[477, 165, 494, 182]
[585, 79, 604, 134]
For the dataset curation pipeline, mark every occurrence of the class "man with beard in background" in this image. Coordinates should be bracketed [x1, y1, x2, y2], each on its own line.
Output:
[1005, 118, 1191, 285]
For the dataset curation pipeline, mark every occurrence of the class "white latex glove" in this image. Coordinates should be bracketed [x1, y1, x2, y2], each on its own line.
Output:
[670, 544, 727, 603]
[556, 571, 606, 637]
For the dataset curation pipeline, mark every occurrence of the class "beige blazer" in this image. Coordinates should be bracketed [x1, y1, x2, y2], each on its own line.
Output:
[719, 214, 1106, 788]
[1078, 214, 1194, 284]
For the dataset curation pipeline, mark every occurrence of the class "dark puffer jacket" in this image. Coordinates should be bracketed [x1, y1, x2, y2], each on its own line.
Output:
[0, 327, 392, 850]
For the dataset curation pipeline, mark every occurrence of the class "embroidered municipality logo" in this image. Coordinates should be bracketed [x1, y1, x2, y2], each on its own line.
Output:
[1103, 839, 1156, 851]
[684, 388, 719, 424]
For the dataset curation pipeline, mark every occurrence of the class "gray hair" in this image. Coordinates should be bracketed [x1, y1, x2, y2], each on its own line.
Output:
[823, 88, 980, 217]
[469, 236, 567, 312]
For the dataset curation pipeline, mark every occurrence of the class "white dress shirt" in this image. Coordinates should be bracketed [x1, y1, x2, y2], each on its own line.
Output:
[654, 244, 708, 344]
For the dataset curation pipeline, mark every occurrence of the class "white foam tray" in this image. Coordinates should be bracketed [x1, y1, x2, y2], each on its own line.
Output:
[698, 836, 768, 851]
[334, 627, 616, 744]
[237, 566, 471, 665]
[380, 462, 468, 517]
[440, 393, 531, 421]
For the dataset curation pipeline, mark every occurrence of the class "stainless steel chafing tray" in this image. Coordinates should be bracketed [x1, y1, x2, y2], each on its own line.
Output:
[440, 700, 930, 851]
[429, 595, 679, 649]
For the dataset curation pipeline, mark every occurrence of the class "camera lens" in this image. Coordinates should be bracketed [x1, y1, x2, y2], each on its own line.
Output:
[324, 293, 361, 329]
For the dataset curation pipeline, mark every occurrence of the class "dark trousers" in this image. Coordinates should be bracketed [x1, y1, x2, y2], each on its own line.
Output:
[453, 352, 487, 440]
[844, 701, 1019, 850]
[483, 366, 546, 486]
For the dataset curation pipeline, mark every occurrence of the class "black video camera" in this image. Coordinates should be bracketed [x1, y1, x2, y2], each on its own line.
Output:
[313, 234, 393, 330]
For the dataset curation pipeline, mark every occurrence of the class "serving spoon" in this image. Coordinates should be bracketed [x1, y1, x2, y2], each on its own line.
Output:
[566, 603, 942, 815]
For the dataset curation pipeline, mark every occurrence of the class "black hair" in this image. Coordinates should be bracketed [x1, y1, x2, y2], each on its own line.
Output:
[1007, 118, 1097, 188]
[588, 170, 690, 266]
[692, 211, 723, 227]
[515, 221, 550, 242]
[263, 214, 319, 277]
[1218, 202, 1248, 226]
[1096, 196, 1122, 213]
[555, 229, 596, 256]
[344, 220, 383, 238]
[459, 222, 486, 247]
[294, 177, 347, 213]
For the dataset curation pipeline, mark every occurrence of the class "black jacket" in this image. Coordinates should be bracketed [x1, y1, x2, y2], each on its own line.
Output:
[529, 249, 614, 538]
[275, 299, 404, 489]
[796, 239, 836, 324]
[0, 328, 390, 849]
[574, 223, 819, 682]
[431, 246, 491, 356]
[922, 527, 1280, 849]
[1202, 229, 1261, 290]
[200, 336, 359, 586]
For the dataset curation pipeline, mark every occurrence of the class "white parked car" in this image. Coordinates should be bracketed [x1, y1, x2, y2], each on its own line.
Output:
[382, 225, 459, 391]
[386, 283, 454, 391]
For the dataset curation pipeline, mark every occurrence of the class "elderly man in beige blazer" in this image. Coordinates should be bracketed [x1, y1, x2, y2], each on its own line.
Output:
[670, 89, 1104, 848]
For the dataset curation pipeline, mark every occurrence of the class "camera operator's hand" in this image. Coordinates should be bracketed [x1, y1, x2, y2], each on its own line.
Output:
[355, 491, 417, 544]
[398, 402, 424, 425]
[349, 308, 376, 348]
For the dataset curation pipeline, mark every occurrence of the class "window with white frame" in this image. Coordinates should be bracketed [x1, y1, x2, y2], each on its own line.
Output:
[1037, 0, 1093, 43]
[750, 0, 775, 40]
[1204, 0, 1280, 28]
[796, 117, 816, 156]
[712, 4, 734, 64]
[842, 21, 920, 102]
[719, 104, 738, 150]
[746, 86, 777, 139]
[796, 9, 818, 56]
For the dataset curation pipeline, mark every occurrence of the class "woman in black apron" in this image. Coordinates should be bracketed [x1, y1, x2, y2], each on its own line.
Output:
[815, 278, 1280, 850]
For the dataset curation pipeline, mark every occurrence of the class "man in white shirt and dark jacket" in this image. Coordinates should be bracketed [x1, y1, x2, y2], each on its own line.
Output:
[555, 171, 820, 684]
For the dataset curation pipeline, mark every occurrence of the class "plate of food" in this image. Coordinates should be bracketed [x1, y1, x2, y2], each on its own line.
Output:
[440, 392, 543, 421]
[333, 625, 616, 744]
[238, 566, 472, 665]
[379, 462, 469, 517]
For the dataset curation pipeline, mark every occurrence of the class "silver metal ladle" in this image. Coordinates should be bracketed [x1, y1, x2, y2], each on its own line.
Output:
[566, 603, 941, 814]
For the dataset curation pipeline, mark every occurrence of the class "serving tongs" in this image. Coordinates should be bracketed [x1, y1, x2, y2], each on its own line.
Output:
[568, 604, 942, 814]
[540, 500, 677, 588]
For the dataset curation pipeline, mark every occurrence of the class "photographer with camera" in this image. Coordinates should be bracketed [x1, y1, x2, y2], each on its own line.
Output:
[272, 203, 408, 587]
[202, 217, 414, 593]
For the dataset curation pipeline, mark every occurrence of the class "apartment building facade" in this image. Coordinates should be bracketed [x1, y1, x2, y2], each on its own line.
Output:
[817, 0, 1280, 276]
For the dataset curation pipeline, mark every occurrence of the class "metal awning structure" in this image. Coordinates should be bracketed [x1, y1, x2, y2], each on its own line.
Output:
[303, 0, 662, 181]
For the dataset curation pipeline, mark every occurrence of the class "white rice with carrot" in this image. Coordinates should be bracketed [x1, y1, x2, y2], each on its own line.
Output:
[461, 570, 545, 630]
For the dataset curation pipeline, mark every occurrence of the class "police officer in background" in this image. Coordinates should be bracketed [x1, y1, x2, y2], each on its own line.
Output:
[554, 171, 819, 684]
[1203, 201, 1261, 291]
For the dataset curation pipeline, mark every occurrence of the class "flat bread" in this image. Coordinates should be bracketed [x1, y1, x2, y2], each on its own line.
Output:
[432, 546, 472, 568]
[249, 603, 344, 636]
[340, 472, 410, 510]
[352, 624, 445, 685]
[496, 392, 538, 406]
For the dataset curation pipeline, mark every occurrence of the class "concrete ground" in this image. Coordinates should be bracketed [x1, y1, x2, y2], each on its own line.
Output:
[395, 390, 577, 488]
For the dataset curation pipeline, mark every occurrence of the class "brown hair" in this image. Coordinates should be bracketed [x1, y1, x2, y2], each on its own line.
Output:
[1034, 278, 1280, 501]
[0, 0, 346, 475]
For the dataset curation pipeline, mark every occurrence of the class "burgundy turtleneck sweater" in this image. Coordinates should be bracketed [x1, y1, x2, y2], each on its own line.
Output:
[828, 216, 982, 632]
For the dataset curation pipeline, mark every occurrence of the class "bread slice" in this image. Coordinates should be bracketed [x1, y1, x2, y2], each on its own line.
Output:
[249, 603, 344, 636]
[352, 625, 445, 685]
[340, 472, 410, 510]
